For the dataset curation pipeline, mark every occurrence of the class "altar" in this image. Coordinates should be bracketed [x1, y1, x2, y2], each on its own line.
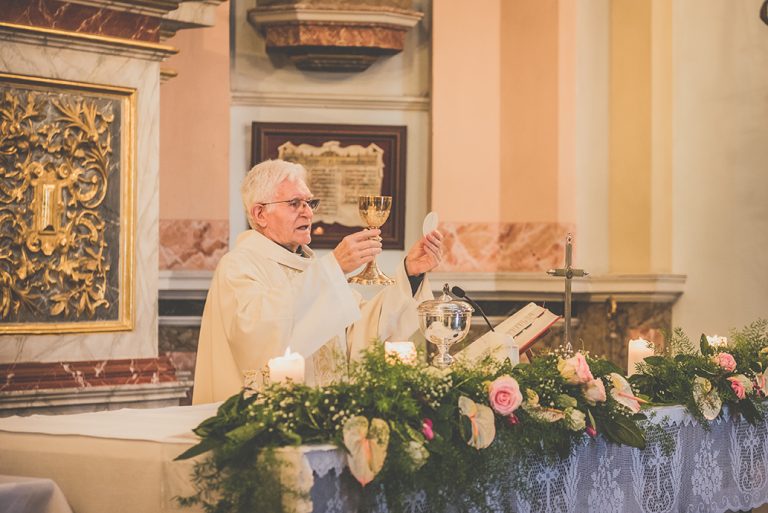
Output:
[2, 402, 768, 513]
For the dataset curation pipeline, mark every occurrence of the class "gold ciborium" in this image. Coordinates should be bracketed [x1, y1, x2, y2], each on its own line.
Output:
[348, 195, 394, 286]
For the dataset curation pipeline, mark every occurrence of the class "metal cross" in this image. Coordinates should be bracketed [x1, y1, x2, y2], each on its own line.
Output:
[547, 234, 588, 351]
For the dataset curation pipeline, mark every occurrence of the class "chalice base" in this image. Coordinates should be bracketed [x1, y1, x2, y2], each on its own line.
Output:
[348, 260, 394, 286]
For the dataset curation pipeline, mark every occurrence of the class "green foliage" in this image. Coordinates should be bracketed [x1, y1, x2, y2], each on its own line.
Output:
[631, 320, 768, 428]
[178, 320, 768, 513]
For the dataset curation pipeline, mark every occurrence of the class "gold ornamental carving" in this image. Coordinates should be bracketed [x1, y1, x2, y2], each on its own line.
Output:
[0, 74, 134, 334]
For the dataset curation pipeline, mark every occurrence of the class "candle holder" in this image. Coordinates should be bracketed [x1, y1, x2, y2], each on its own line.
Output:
[348, 195, 394, 286]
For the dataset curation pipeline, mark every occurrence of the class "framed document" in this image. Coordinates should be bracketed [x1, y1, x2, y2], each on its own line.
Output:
[251, 122, 407, 249]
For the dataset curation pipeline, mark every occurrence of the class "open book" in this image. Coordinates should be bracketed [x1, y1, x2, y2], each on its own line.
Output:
[455, 302, 560, 362]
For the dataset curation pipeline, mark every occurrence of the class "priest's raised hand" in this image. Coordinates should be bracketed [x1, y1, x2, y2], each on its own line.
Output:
[332, 228, 383, 274]
[405, 230, 444, 276]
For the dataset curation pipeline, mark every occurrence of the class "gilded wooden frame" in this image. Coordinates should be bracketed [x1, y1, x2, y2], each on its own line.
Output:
[0, 73, 135, 334]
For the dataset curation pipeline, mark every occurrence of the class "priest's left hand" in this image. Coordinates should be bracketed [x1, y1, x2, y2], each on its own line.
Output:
[405, 230, 443, 276]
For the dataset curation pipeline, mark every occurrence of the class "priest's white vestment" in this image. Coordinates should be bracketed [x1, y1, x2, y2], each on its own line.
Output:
[193, 230, 432, 403]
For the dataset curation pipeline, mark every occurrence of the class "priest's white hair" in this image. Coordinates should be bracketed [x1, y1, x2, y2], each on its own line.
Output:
[241, 159, 307, 229]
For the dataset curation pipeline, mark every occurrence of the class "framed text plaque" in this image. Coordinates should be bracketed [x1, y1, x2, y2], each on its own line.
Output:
[251, 122, 407, 249]
[0, 73, 135, 334]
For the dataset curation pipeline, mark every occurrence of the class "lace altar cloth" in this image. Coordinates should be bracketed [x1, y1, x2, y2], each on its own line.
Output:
[303, 404, 768, 513]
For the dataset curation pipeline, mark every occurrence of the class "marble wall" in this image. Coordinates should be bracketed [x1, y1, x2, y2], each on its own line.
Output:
[0, 0, 161, 41]
[159, 219, 229, 270]
[0, 35, 167, 363]
[0, 0, 226, 414]
[438, 222, 574, 272]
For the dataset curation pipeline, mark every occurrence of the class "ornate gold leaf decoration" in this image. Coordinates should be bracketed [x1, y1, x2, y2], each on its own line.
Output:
[0, 77, 131, 329]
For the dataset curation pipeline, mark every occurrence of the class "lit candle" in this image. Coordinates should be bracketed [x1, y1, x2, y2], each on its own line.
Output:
[627, 338, 654, 376]
[268, 347, 305, 384]
[485, 331, 519, 366]
[706, 334, 728, 349]
[385, 341, 417, 364]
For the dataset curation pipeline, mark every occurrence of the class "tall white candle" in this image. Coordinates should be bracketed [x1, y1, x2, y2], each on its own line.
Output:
[268, 347, 305, 384]
[627, 338, 654, 376]
[706, 334, 728, 349]
[385, 341, 417, 364]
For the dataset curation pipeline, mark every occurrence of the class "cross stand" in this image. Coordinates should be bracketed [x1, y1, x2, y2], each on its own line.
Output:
[547, 234, 589, 352]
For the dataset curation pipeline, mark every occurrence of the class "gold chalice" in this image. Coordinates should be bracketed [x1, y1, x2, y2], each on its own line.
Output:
[348, 195, 394, 286]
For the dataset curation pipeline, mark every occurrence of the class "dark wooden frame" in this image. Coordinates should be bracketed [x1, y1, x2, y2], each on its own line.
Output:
[251, 122, 407, 249]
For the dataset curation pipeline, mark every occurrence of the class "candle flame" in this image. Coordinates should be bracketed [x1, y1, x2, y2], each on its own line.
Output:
[284, 346, 291, 357]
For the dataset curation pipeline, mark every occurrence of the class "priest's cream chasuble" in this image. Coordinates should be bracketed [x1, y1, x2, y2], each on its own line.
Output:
[192, 230, 432, 404]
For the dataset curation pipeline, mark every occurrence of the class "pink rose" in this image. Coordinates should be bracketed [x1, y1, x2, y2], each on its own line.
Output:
[422, 418, 434, 441]
[582, 378, 607, 405]
[558, 353, 594, 385]
[488, 375, 523, 416]
[728, 375, 753, 400]
[712, 352, 737, 372]
[586, 425, 597, 438]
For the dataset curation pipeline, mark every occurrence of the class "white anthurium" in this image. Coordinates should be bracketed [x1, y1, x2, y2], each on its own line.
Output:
[458, 396, 496, 449]
[343, 416, 390, 487]
[692, 376, 723, 421]
[608, 373, 646, 414]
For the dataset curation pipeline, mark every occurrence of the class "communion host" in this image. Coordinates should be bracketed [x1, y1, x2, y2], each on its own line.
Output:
[193, 159, 443, 403]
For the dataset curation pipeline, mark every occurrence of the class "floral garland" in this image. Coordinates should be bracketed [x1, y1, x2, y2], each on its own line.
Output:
[177, 320, 768, 513]
[629, 321, 768, 426]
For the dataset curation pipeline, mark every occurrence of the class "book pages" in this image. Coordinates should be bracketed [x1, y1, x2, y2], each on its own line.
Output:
[455, 303, 560, 363]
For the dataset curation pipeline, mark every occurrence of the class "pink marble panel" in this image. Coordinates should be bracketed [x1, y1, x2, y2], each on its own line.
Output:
[0, 357, 177, 391]
[159, 219, 229, 271]
[497, 222, 574, 272]
[1, 0, 161, 42]
[438, 222, 500, 272]
[437, 221, 574, 273]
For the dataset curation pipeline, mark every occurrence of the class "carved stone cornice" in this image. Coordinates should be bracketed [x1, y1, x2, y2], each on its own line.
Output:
[248, 1, 423, 72]
[0, 22, 178, 61]
[160, 0, 228, 40]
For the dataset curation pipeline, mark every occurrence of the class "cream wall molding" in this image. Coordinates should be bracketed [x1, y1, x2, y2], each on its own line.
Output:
[231, 90, 430, 111]
[430, 272, 686, 303]
[0, 22, 178, 61]
[159, 270, 214, 291]
[160, 269, 685, 303]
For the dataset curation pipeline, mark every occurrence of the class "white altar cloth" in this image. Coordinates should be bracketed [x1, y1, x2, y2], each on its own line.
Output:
[0, 403, 344, 513]
[0, 475, 72, 513]
[0, 404, 219, 513]
[2, 403, 768, 513]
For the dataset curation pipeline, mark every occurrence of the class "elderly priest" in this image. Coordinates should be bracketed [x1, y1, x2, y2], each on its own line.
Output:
[193, 159, 442, 403]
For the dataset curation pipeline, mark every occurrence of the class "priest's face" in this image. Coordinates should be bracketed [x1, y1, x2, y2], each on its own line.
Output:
[255, 178, 314, 251]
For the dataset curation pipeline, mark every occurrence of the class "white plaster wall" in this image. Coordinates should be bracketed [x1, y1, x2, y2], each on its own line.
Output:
[672, 0, 768, 335]
[229, 1, 432, 299]
[0, 41, 160, 362]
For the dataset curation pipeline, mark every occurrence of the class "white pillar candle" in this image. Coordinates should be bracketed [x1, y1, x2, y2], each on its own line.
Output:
[627, 338, 654, 376]
[268, 347, 305, 384]
[484, 331, 519, 366]
[385, 341, 417, 364]
[706, 334, 728, 349]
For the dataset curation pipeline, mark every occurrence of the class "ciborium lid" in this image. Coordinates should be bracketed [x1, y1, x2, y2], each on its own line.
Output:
[417, 284, 474, 317]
